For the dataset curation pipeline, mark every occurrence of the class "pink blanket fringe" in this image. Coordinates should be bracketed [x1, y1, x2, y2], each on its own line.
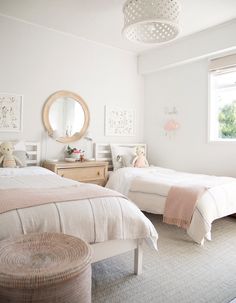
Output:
[163, 185, 206, 229]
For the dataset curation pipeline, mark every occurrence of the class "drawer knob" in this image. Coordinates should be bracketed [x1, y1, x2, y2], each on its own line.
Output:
[97, 171, 100, 176]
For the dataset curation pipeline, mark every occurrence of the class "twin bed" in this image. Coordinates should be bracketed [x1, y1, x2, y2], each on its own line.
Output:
[95, 143, 236, 245]
[0, 142, 157, 275]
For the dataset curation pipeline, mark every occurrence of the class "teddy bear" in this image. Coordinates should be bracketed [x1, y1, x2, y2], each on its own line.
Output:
[132, 146, 149, 168]
[0, 141, 23, 168]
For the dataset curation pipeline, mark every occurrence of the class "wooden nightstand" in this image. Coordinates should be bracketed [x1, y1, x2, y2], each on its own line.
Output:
[43, 161, 108, 186]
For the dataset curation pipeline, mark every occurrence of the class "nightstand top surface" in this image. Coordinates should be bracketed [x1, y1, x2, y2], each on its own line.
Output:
[43, 160, 108, 168]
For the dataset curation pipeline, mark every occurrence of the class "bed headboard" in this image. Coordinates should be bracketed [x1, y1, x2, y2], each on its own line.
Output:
[94, 143, 147, 171]
[25, 142, 41, 166]
[0, 141, 40, 166]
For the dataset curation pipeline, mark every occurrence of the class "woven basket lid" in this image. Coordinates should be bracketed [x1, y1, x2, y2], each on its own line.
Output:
[0, 233, 91, 289]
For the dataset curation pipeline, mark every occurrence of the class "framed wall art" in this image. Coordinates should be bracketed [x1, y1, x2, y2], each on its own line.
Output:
[105, 106, 135, 136]
[0, 93, 23, 132]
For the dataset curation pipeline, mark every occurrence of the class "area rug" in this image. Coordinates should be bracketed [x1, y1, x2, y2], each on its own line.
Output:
[92, 214, 236, 303]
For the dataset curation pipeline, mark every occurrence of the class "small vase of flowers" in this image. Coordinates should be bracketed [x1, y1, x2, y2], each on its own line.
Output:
[65, 146, 85, 161]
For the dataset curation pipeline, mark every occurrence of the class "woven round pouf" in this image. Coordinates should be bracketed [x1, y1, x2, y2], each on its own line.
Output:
[0, 233, 91, 303]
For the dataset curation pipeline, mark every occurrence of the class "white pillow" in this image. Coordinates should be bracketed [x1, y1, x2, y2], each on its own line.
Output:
[110, 145, 136, 170]
[14, 140, 26, 151]
[122, 154, 135, 167]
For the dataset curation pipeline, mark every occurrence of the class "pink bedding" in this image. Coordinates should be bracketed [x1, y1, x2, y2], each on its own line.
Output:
[0, 183, 124, 214]
[163, 185, 206, 229]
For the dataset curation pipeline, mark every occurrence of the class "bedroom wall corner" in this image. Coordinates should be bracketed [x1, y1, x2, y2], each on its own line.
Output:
[143, 59, 236, 177]
[141, 20, 236, 177]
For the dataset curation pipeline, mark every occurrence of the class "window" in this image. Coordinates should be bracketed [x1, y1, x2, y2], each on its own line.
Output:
[209, 54, 236, 141]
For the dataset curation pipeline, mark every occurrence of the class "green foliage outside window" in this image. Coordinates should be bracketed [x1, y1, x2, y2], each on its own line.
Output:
[218, 100, 236, 138]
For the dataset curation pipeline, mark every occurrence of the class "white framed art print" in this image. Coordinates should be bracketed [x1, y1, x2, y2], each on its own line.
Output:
[105, 106, 135, 136]
[0, 93, 23, 132]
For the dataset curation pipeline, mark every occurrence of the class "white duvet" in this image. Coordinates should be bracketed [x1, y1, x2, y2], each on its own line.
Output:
[106, 166, 236, 244]
[0, 167, 158, 248]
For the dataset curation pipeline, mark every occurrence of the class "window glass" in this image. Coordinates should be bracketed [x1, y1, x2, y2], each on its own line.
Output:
[209, 68, 236, 141]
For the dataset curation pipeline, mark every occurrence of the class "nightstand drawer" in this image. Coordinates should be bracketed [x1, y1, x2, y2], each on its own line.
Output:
[43, 161, 108, 186]
[58, 166, 105, 182]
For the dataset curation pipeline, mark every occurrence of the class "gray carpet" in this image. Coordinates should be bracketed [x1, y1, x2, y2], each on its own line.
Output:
[92, 214, 236, 303]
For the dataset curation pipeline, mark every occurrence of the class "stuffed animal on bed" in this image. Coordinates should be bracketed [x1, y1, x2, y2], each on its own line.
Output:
[132, 146, 149, 168]
[0, 141, 23, 168]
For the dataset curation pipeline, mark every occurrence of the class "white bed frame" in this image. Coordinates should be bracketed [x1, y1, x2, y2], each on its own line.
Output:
[0, 141, 41, 166]
[25, 142, 41, 166]
[94, 143, 147, 171]
[23, 142, 144, 275]
[91, 239, 143, 275]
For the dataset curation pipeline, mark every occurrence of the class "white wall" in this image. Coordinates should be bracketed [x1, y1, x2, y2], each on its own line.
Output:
[141, 19, 236, 177]
[0, 16, 144, 160]
[144, 57, 236, 177]
[139, 19, 236, 74]
[2, 14, 235, 176]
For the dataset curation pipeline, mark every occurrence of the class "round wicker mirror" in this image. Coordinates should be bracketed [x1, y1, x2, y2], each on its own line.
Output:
[43, 91, 90, 143]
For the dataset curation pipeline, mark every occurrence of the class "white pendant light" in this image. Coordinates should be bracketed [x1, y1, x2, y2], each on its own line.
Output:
[122, 0, 181, 44]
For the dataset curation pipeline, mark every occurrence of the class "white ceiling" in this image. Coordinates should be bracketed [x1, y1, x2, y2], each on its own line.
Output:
[0, 0, 236, 53]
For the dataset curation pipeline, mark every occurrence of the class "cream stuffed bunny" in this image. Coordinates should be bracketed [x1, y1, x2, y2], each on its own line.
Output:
[132, 146, 149, 168]
[0, 142, 23, 168]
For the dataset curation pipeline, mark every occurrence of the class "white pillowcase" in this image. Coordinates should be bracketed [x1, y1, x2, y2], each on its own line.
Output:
[110, 145, 136, 170]
[122, 154, 135, 168]
[14, 141, 27, 167]
[14, 140, 26, 151]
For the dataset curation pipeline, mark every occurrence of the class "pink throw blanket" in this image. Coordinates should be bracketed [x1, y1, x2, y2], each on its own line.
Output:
[0, 184, 125, 214]
[163, 185, 206, 229]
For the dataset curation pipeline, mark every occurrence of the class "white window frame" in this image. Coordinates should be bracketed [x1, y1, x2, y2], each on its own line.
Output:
[208, 55, 236, 143]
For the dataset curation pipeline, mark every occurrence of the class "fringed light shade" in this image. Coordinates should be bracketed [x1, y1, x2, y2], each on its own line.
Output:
[122, 0, 181, 44]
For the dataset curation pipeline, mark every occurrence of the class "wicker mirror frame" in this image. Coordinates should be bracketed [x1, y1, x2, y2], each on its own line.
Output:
[43, 90, 90, 143]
